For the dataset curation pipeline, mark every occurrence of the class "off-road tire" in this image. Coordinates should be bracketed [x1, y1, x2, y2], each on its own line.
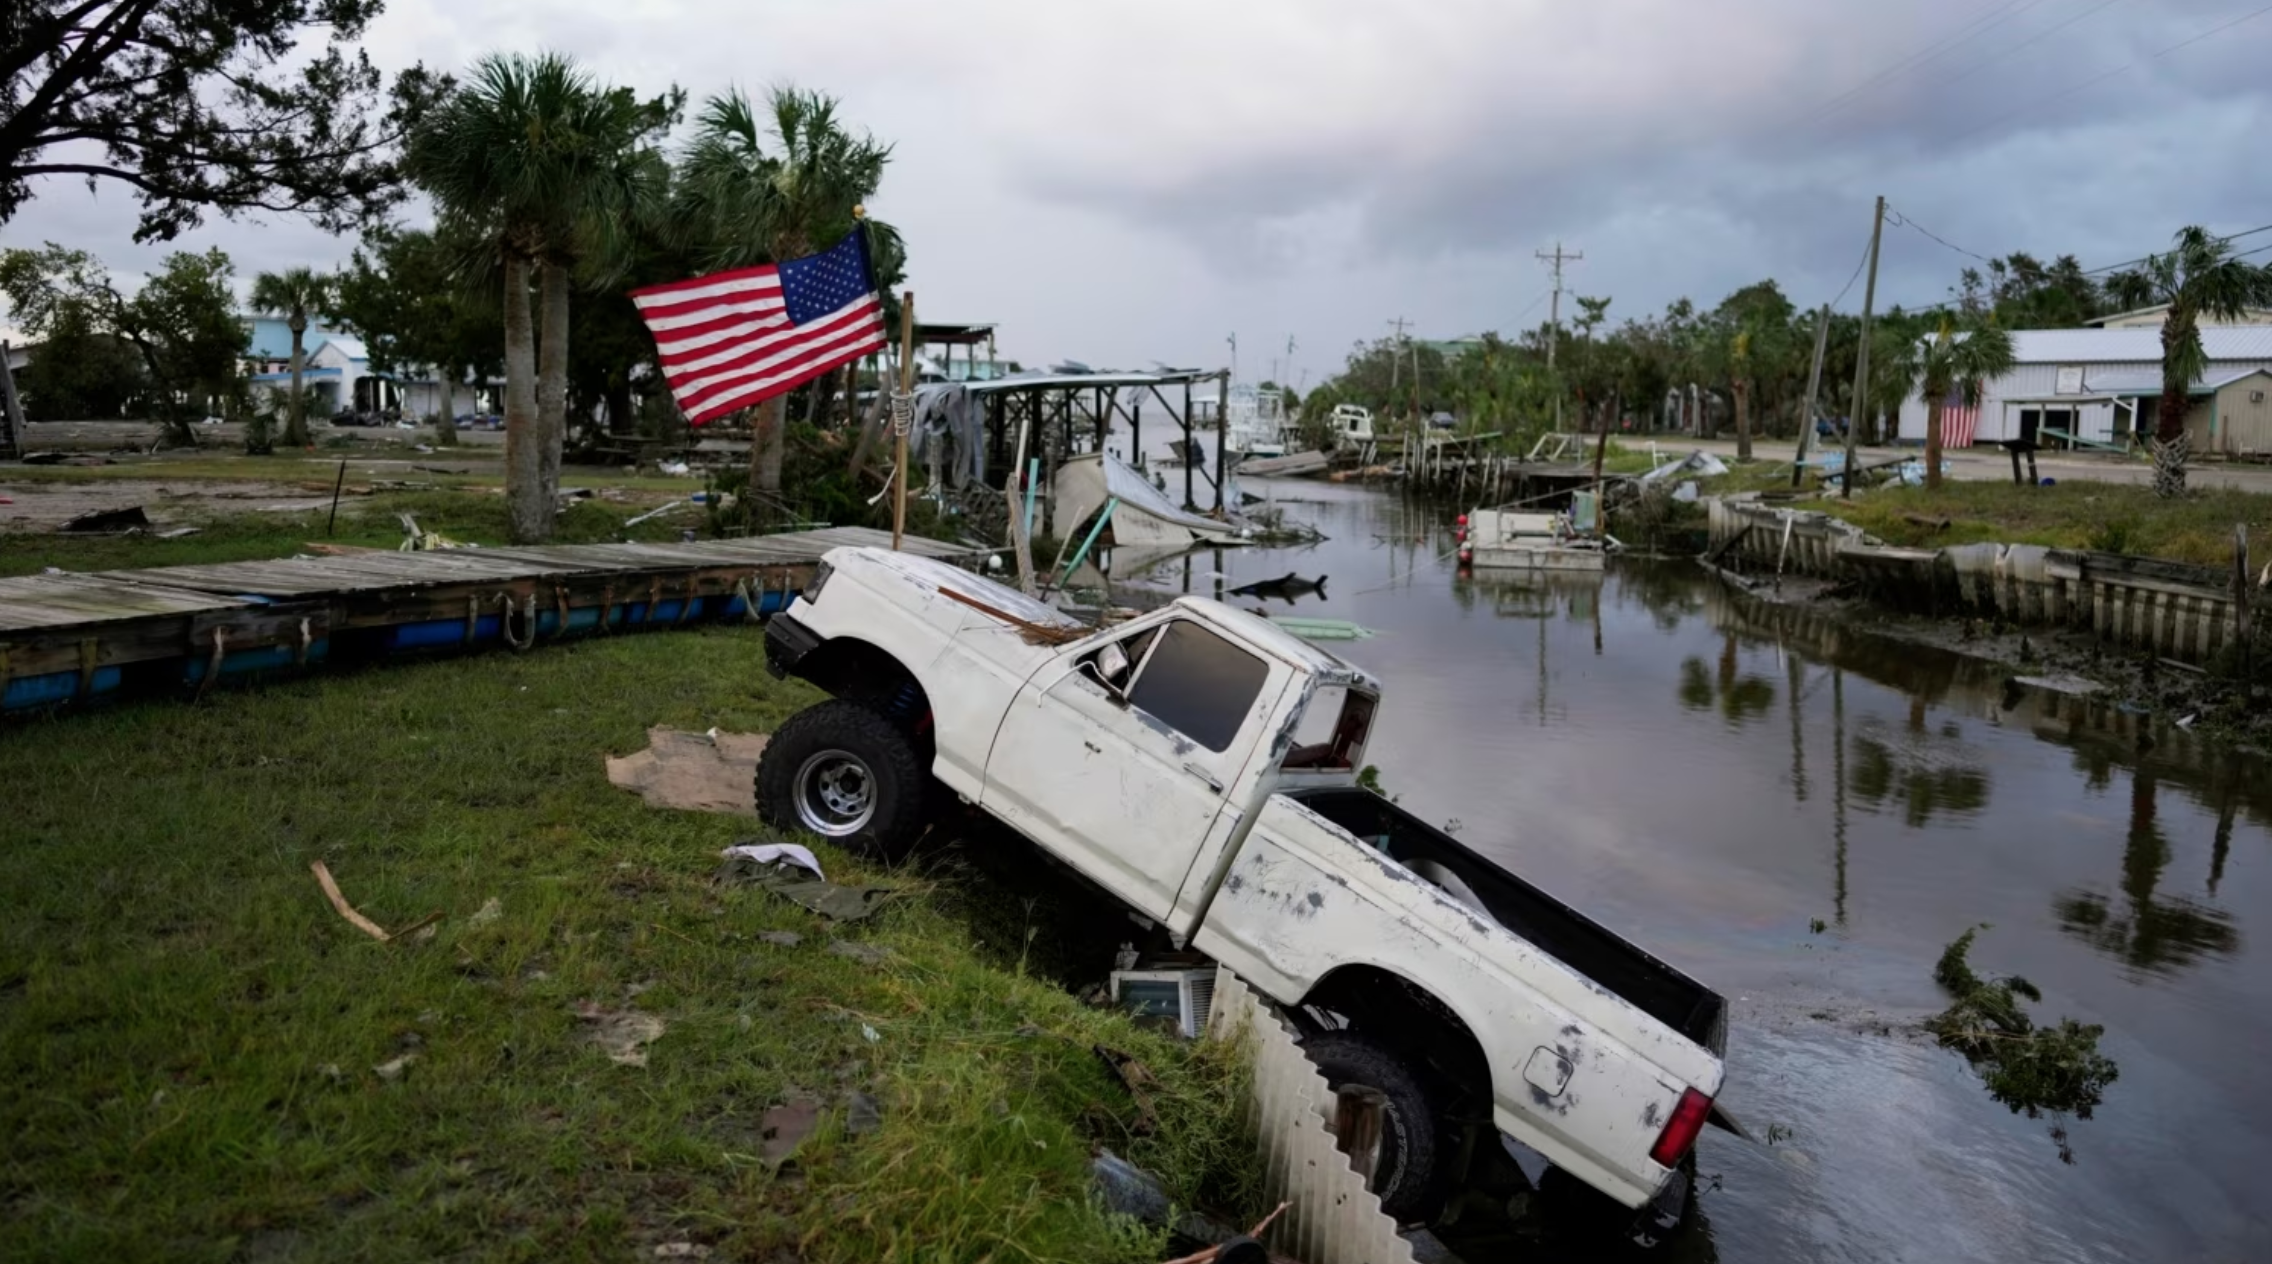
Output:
[755, 699, 927, 860]
[1297, 1029, 1446, 1221]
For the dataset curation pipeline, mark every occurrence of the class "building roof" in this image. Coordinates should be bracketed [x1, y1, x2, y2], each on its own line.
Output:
[250, 367, 344, 382]
[914, 322, 995, 346]
[241, 315, 347, 360]
[2007, 326, 2272, 364]
[310, 335, 369, 362]
[2083, 304, 2272, 327]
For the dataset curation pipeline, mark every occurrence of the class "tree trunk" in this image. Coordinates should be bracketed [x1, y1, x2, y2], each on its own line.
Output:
[537, 261, 571, 523]
[2152, 432, 2190, 498]
[434, 370, 458, 447]
[751, 393, 787, 504]
[283, 319, 309, 447]
[502, 255, 545, 544]
[1924, 396, 1944, 491]
[1734, 379, 1752, 460]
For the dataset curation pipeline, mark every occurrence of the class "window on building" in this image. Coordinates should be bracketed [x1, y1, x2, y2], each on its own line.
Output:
[1124, 620, 1268, 753]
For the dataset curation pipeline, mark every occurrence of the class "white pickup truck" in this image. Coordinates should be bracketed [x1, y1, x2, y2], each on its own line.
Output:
[754, 546, 1733, 1240]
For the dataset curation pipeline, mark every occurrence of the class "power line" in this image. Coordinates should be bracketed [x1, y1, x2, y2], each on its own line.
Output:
[1887, 207, 1994, 264]
[1931, 0, 2131, 93]
[1941, 1, 2272, 149]
[1828, 233, 1875, 309]
[1809, 0, 2051, 121]
[1875, 221, 2272, 314]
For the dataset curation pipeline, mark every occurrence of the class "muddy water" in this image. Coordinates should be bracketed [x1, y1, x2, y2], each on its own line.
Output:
[1104, 478, 2271, 1263]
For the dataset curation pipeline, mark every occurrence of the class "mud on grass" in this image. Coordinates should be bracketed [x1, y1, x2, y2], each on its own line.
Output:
[0, 630, 1257, 1262]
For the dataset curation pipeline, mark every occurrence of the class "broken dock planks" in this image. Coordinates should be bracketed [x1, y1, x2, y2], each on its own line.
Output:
[2, 527, 979, 714]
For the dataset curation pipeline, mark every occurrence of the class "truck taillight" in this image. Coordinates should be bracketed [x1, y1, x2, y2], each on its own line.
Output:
[1649, 1087, 1712, 1168]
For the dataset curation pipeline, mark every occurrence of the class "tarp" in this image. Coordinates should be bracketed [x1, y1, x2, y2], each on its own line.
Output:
[1054, 453, 1246, 548]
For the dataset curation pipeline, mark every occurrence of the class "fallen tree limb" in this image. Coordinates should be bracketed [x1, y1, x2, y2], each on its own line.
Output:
[310, 860, 394, 942]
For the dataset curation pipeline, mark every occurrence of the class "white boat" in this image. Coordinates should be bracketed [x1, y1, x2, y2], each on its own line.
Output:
[1328, 403, 1376, 449]
[1223, 384, 1287, 459]
[1459, 508, 1607, 572]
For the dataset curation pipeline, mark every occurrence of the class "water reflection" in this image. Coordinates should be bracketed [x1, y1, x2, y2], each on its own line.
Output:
[1677, 634, 1777, 728]
[2053, 770, 2242, 978]
[1847, 716, 1992, 829]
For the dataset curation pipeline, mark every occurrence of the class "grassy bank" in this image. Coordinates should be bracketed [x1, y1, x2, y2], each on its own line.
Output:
[0, 631, 1255, 1262]
[1791, 481, 2272, 568]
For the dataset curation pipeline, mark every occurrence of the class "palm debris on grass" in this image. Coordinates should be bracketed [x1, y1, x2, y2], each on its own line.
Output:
[0, 630, 1258, 1263]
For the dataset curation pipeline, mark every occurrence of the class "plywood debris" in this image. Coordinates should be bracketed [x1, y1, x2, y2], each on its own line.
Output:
[605, 726, 769, 816]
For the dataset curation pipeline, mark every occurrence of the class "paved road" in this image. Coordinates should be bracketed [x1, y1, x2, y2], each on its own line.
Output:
[1658, 435, 2272, 494]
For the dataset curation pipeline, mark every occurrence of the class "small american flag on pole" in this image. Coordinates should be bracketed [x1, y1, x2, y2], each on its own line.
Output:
[1943, 387, 1980, 448]
[631, 230, 887, 425]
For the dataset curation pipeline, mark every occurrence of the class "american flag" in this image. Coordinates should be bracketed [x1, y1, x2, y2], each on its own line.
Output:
[631, 230, 887, 425]
[1942, 388, 1980, 449]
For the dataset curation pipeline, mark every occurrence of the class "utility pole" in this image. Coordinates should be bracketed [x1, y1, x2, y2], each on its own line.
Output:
[1386, 317, 1410, 418]
[1537, 242, 1582, 431]
[1227, 332, 1238, 383]
[1792, 304, 1831, 488]
[1843, 198, 1884, 500]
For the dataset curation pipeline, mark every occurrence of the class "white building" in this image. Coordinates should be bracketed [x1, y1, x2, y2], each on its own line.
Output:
[1895, 326, 2272, 455]
[2084, 304, 2272, 329]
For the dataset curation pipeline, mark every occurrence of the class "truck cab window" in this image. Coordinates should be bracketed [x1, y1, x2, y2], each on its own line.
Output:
[1123, 619, 1267, 753]
[1281, 686, 1377, 771]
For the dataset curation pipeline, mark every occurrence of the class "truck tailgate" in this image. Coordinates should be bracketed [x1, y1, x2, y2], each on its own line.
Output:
[1281, 787, 1726, 1054]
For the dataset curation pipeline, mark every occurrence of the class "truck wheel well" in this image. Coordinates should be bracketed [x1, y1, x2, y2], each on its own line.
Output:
[794, 638, 930, 720]
[1299, 965, 1490, 1108]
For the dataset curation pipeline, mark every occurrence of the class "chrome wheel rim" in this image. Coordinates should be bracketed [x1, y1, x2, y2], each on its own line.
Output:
[792, 748, 877, 837]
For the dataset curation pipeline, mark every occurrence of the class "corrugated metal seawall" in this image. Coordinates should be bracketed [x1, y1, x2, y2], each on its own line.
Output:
[1207, 967, 1416, 1264]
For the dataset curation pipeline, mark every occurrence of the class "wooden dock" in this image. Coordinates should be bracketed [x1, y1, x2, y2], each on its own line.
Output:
[1, 527, 976, 713]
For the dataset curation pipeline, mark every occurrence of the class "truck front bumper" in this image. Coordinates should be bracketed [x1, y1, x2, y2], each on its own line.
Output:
[764, 612, 822, 681]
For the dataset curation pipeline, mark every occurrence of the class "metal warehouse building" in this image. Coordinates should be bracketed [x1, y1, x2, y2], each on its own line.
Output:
[1896, 326, 2272, 455]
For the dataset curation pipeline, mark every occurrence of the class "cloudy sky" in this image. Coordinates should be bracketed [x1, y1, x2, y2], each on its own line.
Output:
[10, 0, 2272, 384]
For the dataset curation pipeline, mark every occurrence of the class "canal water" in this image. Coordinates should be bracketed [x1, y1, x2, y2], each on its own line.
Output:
[1101, 477, 2270, 1263]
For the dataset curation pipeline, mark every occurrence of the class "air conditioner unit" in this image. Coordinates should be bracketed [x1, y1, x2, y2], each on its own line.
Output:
[1109, 968, 1216, 1038]
[2252, 390, 2266, 404]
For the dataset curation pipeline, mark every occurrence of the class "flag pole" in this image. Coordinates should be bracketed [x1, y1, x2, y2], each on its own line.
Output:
[893, 290, 916, 551]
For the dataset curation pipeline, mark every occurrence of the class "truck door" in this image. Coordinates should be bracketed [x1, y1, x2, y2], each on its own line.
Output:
[984, 616, 1289, 925]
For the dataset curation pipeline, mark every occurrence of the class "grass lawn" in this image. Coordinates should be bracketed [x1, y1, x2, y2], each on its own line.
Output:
[1789, 480, 2272, 568]
[0, 630, 1254, 1262]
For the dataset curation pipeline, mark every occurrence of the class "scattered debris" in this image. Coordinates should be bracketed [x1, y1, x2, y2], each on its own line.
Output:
[373, 1054, 417, 1081]
[575, 1003, 667, 1067]
[153, 526, 200, 539]
[722, 841, 824, 880]
[308, 860, 439, 943]
[651, 1245, 712, 1260]
[718, 841, 895, 924]
[60, 505, 151, 533]
[467, 897, 504, 928]
[1093, 1045, 1162, 1135]
[759, 930, 804, 948]
[1926, 925, 2118, 1161]
[396, 512, 468, 551]
[843, 1090, 883, 1137]
[658, 460, 692, 477]
[759, 1099, 822, 1163]
[827, 940, 892, 966]
[606, 726, 770, 816]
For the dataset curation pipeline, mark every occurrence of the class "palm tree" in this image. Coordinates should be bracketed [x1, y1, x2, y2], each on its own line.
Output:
[406, 53, 676, 543]
[673, 87, 900, 501]
[1914, 313, 2016, 490]
[2104, 227, 2272, 497]
[248, 267, 333, 449]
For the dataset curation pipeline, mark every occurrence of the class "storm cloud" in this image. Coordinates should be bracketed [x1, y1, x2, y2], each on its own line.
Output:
[8, 0, 2272, 380]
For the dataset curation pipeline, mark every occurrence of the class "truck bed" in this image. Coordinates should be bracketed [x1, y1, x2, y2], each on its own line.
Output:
[1283, 787, 1727, 1054]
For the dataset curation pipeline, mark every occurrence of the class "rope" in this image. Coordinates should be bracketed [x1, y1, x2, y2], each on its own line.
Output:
[890, 390, 914, 438]
[194, 628, 226, 701]
[297, 617, 312, 666]
[495, 592, 536, 651]
[733, 576, 764, 622]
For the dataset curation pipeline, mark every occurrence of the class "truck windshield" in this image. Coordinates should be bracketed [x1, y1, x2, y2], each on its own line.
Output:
[1280, 685, 1376, 772]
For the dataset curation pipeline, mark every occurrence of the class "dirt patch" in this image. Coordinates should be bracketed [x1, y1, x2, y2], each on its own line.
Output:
[0, 479, 335, 532]
[607, 727, 770, 816]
